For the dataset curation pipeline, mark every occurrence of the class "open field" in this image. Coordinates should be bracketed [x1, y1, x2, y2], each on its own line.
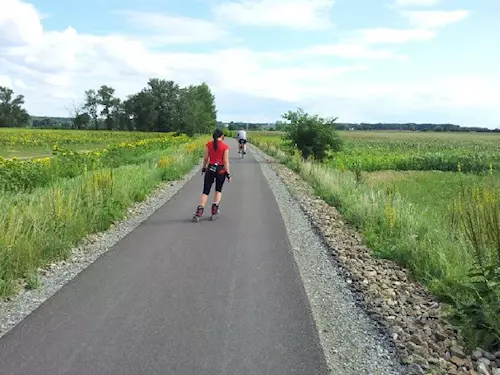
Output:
[0, 128, 174, 159]
[257, 130, 500, 173]
[0, 128, 205, 298]
[249, 130, 500, 351]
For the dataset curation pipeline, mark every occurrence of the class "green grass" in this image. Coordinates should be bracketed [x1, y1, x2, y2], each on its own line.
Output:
[0, 137, 204, 299]
[250, 130, 500, 173]
[364, 170, 500, 219]
[0, 144, 109, 159]
[249, 132, 500, 351]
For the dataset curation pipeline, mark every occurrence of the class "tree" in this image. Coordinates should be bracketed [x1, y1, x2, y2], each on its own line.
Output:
[126, 90, 158, 132]
[65, 101, 89, 130]
[274, 120, 286, 131]
[282, 108, 342, 161]
[147, 79, 182, 132]
[97, 85, 119, 130]
[0, 86, 30, 127]
[83, 89, 99, 130]
[178, 82, 218, 136]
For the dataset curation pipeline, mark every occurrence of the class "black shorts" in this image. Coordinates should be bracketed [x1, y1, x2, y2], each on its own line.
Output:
[238, 139, 247, 144]
[203, 168, 226, 195]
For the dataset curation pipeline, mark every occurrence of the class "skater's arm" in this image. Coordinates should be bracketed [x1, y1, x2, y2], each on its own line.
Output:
[202, 146, 209, 171]
[223, 149, 230, 175]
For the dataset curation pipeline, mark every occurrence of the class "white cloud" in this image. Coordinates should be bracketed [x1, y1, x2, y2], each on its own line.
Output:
[352, 28, 436, 44]
[402, 10, 470, 28]
[394, 0, 441, 6]
[301, 43, 408, 60]
[0, 0, 43, 47]
[118, 11, 229, 44]
[0, 75, 13, 88]
[213, 0, 335, 30]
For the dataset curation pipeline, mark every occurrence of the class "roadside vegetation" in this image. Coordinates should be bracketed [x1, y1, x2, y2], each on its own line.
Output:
[0, 80, 216, 299]
[249, 111, 500, 352]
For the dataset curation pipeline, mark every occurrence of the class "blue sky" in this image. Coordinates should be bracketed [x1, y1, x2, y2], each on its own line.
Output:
[1, 0, 499, 127]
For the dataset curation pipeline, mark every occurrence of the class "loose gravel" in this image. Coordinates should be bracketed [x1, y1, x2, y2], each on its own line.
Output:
[0, 162, 201, 340]
[252, 145, 407, 375]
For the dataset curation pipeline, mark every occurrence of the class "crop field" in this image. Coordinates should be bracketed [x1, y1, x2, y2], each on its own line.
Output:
[0, 128, 169, 159]
[249, 130, 500, 350]
[0, 129, 205, 298]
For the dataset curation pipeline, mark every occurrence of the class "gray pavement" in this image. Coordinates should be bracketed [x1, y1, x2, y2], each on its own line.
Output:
[0, 139, 329, 375]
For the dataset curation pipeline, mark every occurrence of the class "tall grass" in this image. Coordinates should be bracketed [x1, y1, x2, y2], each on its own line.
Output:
[448, 169, 500, 350]
[0, 140, 204, 299]
[250, 136, 500, 351]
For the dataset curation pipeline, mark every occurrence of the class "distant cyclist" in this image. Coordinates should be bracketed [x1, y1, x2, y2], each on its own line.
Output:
[236, 128, 247, 154]
[193, 128, 231, 220]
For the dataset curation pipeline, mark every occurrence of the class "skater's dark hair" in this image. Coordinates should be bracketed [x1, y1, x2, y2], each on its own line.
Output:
[212, 128, 224, 151]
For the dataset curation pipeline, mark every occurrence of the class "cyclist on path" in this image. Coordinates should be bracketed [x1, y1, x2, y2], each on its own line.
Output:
[236, 128, 247, 155]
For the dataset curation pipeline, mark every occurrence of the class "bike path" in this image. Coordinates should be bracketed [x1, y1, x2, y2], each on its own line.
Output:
[0, 139, 329, 375]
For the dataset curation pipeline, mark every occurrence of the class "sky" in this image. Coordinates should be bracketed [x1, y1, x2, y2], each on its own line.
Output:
[0, 0, 499, 128]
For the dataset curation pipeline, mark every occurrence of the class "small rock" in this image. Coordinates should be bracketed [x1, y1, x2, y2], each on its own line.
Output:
[473, 350, 484, 360]
[427, 357, 439, 365]
[495, 352, 500, 359]
[435, 330, 447, 341]
[450, 345, 466, 359]
[407, 363, 425, 375]
[478, 358, 491, 366]
[477, 362, 490, 375]
[484, 352, 497, 361]
[410, 334, 425, 346]
[492, 369, 500, 375]
[450, 356, 466, 367]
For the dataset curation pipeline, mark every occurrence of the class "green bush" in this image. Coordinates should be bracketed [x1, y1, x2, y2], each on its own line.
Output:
[281, 108, 343, 161]
[222, 128, 235, 138]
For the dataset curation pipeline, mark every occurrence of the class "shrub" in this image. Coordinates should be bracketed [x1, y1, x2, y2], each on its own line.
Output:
[281, 108, 342, 161]
[222, 128, 235, 138]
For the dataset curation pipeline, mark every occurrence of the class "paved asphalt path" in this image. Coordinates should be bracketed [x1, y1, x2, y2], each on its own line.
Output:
[0, 139, 329, 375]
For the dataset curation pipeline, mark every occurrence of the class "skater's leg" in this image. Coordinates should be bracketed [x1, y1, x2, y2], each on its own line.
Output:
[214, 173, 226, 203]
[211, 173, 226, 215]
[200, 171, 214, 206]
[213, 192, 222, 205]
[194, 171, 214, 217]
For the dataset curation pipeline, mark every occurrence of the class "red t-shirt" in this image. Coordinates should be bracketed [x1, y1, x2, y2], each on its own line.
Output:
[206, 140, 229, 171]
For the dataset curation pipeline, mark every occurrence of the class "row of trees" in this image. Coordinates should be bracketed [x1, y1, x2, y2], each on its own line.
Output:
[70, 79, 217, 135]
[2, 83, 499, 133]
[0, 79, 218, 136]
[333, 122, 500, 133]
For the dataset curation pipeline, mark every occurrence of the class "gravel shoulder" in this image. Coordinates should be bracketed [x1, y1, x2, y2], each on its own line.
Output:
[252, 145, 407, 375]
[0, 162, 201, 339]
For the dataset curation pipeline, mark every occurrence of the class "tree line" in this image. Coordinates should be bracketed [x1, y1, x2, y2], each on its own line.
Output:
[0, 79, 218, 136]
[2, 83, 499, 133]
[229, 120, 500, 133]
[333, 122, 500, 133]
